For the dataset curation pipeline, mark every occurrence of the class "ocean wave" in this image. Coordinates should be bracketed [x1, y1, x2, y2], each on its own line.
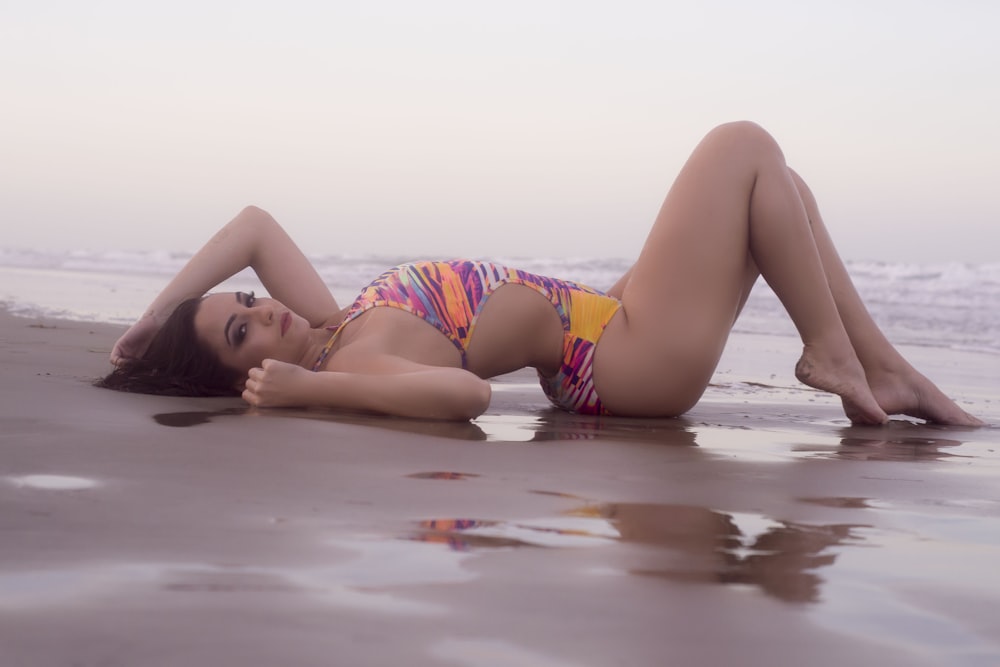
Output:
[2, 247, 997, 355]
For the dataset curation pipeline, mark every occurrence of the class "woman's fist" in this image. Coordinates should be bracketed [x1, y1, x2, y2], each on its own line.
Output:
[242, 359, 311, 407]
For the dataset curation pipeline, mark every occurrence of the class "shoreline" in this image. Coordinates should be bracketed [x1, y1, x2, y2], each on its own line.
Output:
[2, 307, 998, 666]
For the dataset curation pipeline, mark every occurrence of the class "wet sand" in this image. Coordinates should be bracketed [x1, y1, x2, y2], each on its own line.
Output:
[2, 307, 999, 667]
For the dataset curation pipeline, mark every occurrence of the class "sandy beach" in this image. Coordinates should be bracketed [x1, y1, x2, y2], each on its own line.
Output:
[2, 307, 998, 667]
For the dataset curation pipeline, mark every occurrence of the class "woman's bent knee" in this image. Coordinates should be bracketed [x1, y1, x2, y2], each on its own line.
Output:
[704, 120, 783, 160]
[237, 204, 274, 222]
[709, 119, 771, 140]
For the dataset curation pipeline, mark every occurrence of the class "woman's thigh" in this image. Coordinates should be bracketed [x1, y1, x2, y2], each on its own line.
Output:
[595, 122, 776, 415]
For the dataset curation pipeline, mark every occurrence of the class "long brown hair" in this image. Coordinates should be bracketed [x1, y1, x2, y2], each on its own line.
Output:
[95, 297, 242, 397]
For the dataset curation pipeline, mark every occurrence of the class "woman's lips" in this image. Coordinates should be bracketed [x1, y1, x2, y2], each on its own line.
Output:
[280, 311, 291, 336]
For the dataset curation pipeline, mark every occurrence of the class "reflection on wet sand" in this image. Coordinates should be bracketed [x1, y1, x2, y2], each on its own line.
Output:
[152, 405, 699, 446]
[153, 406, 247, 427]
[489, 409, 697, 445]
[577, 502, 867, 604]
[152, 403, 981, 463]
[798, 428, 967, 462]
[598, 503, 863, 603]
[406, 472, 481, 481]
[153, 406, 490, 440]
[797, 496, 874, 509]
[413, 499, 868, 604]
[414, 517, 618, 550]
[6, 474, 100, 491]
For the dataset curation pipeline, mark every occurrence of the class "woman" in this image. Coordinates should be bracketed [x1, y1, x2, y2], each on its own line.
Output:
[100, 122, 982, 426]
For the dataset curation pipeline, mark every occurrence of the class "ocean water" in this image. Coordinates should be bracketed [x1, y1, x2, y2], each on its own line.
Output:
[1, 246, 999, 356]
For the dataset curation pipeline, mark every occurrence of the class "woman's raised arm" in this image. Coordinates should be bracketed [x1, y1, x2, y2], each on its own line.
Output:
[111, 206, 338, 365]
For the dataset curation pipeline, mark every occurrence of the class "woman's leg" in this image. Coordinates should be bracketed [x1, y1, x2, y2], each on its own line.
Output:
[788, 171, 981, 425]
[596, 121, 887, 423]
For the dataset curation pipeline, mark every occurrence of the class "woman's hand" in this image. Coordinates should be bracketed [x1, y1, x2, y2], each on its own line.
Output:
[243, 359, 313, 408]
[110, 315, 161, 366]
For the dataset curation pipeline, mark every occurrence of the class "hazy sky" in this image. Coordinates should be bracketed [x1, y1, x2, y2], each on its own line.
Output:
[2, 1, 998, 263]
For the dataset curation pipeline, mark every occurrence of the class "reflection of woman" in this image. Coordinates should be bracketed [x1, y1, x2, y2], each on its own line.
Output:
[602, 503, 857, 604]
[99, 122, 981, 426]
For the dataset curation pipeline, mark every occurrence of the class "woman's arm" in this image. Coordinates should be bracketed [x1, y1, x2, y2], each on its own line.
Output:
[112, 206, 336, 364]
[242, 358, 493, 421]
[142, 205, 337, 326]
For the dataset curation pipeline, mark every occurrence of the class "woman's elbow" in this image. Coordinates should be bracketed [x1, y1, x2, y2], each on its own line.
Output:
[472, 379, 492, 417]
[451, 378, 491, 421]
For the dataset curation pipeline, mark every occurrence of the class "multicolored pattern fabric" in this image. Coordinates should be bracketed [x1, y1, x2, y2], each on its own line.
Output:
[313, 260, 621, 415]
[536, 288, 622, 416]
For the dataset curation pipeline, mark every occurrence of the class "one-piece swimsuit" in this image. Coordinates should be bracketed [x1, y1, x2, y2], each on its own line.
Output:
[312, 260, 621, 415]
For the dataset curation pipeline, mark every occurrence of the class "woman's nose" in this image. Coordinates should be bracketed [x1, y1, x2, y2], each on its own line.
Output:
[255, 305, 275, 324]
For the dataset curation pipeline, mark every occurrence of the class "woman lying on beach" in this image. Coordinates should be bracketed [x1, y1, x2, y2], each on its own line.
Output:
[99, 121, 982, 426]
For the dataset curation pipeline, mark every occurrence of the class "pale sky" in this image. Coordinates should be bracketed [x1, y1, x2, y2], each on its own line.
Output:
[2, 0, 998, 263]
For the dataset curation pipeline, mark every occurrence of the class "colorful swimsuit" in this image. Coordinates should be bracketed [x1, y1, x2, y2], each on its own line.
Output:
[312, 260, 622, 415]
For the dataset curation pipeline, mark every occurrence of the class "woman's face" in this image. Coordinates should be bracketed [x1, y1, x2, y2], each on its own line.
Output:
[193, 292, 313, 377]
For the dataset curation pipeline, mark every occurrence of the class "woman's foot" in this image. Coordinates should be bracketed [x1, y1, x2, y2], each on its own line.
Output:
[867, 367, 984, 426]
[795, 345, 889, 425]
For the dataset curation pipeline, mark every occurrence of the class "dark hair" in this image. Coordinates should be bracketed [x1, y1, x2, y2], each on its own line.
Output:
[96, 297, 243, 397]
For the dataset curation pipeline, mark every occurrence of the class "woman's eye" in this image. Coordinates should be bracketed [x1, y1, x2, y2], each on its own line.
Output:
[235, 323, 248, 345]
[246, 291, 256, 307]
